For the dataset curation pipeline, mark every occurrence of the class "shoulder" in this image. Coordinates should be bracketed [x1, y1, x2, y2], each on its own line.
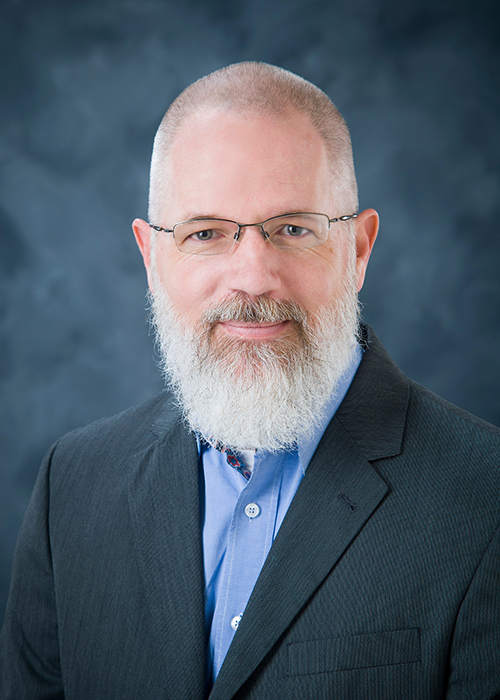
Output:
[47, 390, 185, 478]
[405, 378, 500, 473]
[408, 378, 500, 439]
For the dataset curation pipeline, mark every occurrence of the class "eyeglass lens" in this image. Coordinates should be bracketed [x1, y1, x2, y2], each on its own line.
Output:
[175, 213, 331, 255]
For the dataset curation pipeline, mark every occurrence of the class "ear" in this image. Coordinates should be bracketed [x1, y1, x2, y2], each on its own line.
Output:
[132, 218, 154, 291]
[353, 208, 379, 292]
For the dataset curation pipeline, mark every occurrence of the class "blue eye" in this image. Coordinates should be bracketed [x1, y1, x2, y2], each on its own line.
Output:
[284, 224, 310, 237]
[193, 229, 215, 241]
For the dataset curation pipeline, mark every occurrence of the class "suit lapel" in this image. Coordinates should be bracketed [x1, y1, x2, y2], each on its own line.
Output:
[210, 327, 410, 700]
[126, 416, 206, 700]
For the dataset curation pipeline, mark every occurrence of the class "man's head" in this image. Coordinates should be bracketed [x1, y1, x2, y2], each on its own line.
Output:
[147, 62, 359, 223]
[133, 62, 378, 451]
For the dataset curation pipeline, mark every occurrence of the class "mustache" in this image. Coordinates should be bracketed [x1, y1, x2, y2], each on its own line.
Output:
[201, 293, 308, 326]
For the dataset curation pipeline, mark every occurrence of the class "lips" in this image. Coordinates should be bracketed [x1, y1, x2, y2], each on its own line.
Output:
[217, 320, 291, 339]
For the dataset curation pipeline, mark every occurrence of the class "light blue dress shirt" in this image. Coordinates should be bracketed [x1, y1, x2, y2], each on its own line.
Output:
[200, 344, 363, 685]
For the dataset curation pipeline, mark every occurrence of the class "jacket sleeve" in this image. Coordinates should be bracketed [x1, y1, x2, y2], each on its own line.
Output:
[446, 522, 500, 699]
[0, 443, 65, 699]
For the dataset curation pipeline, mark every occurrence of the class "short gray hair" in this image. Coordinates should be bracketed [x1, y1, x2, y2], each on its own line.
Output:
[148, 62, 358, 223]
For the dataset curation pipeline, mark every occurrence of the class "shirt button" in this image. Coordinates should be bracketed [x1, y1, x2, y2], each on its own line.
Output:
[244, 503, 260, 519]
[230, 614, 242, 631]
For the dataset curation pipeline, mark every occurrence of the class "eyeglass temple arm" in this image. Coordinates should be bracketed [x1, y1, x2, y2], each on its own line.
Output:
[149, 224, 174, 233]
[328, 213, 358, 223]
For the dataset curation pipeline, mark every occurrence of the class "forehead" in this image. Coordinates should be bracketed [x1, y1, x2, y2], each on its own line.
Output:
[165, 107, 332, 220]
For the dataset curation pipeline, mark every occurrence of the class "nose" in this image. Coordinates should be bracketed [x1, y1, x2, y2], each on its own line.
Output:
[224, 226, 282, 297]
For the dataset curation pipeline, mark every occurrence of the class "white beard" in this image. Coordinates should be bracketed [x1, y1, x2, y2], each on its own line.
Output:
[149, 249, 360, 453]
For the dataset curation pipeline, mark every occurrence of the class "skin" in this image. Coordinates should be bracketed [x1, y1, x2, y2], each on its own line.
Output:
[133, 107, 379, 340]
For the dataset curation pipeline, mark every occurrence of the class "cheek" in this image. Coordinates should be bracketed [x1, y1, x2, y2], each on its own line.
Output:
[292, 276, 342, 314]
[153, 245, 224, 323]
[286, 247, 349, 312]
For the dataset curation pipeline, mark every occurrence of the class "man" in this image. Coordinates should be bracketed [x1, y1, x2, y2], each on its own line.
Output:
[1, 62, 499, 699]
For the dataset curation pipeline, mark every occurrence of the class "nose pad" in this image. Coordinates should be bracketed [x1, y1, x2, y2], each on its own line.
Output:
[234, 225, 270, 246]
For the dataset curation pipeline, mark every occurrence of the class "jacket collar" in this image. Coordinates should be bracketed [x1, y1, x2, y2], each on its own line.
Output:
[335, 324, 409, 461]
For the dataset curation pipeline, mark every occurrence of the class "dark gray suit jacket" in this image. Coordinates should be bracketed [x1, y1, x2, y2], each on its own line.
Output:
[2, 327, 500, 699]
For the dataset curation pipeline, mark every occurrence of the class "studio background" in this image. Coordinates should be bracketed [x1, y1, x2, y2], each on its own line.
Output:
[1, 0, 499, 624]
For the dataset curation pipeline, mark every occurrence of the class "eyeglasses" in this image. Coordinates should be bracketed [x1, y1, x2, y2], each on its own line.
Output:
[148, 211, 358, 256]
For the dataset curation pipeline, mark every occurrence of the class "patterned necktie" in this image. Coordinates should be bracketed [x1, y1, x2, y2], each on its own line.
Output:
[204, 436, 252, 481]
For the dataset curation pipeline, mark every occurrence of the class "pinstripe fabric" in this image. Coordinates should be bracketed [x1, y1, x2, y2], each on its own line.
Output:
[1, 326, 499, 699]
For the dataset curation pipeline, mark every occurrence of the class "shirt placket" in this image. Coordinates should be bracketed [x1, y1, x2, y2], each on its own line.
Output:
[212, 452, 284, 676]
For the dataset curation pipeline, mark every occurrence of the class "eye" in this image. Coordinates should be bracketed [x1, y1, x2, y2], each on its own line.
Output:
[266, 216, 324, 250]
[175, 220, 235, 254]
[282, 224, 312, 237]
[191, 228, 217, 241]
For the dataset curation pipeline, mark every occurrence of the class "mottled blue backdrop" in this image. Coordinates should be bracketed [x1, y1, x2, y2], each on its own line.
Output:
[1, 0, 499, 622]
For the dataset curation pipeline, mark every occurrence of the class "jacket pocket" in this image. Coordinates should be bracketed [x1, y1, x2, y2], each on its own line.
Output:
[287, 628, 421, 676]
